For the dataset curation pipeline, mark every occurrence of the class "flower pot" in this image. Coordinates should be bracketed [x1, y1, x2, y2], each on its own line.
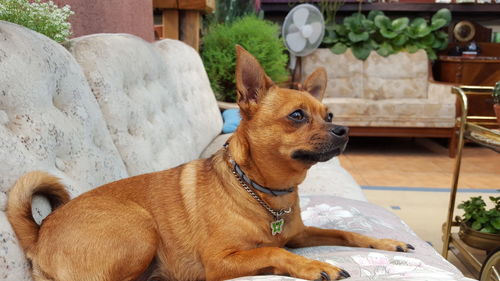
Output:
[494, 104, 500, 128]
[459, 222, 500, 251]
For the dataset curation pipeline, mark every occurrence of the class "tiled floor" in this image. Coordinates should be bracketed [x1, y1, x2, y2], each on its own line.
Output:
[339, 137, 500, 190]
[337, 137, 499, 279]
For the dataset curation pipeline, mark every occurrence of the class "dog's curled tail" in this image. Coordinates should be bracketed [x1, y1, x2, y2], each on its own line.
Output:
[7, 171, 70, 254]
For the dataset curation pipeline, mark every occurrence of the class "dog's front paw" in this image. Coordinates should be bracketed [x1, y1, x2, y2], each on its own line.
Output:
[313, 270, 351, 281]
[369, 239, 415, 252]
[290, 260, 350, 280]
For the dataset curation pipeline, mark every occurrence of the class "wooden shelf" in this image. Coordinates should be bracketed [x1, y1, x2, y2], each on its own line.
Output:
[261, 2, 500, 14]
[439, 56, 500, 62]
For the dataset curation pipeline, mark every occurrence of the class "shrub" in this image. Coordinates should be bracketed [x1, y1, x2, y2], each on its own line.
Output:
[201, 15, 289, 102]
[0, 0, 74, 42]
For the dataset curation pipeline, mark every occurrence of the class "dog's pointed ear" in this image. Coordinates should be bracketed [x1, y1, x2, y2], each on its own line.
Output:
[235, 45, 274, 118]
[303, 68, 327, 102]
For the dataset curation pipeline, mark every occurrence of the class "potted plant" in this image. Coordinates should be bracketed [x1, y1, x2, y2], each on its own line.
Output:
[201, 15, 289, 105]
[494, 81, 500, 128]
[457, 196, 500, 252]
[322, 8, 451, 60]
[0, 0, 74, 43]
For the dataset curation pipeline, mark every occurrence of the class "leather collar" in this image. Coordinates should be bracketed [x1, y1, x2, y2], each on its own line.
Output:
[224, 143, 295, 197]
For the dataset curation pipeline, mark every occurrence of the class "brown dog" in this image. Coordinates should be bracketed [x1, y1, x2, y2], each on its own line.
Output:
[7, 46, 413, 281]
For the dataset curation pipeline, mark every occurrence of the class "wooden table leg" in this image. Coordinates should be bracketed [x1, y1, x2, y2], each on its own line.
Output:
[162, 9, 179, 40]
[180, 10, 200, 51]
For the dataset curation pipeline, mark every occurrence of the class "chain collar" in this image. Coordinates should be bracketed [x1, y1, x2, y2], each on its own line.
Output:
[223, 143, 295, 197]
[224, 143, 292, 219]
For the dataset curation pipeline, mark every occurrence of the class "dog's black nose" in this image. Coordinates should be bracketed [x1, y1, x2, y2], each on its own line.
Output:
[331, 125, 349, 137]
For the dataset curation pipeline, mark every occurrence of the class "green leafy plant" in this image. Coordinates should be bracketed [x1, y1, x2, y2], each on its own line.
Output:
[201, 15, 289, 102]
[0, 0, 74, 43]
[322, 8, 451, 60]
[458, 196, 500, 234]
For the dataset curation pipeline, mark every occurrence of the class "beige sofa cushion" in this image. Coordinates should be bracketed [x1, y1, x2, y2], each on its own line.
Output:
[364, 50, 429, 100]
[302, 49, 363, 98]
[0, 22, 128, 281]
[68, 35, 223, 176]
[325, 97, 455, 128]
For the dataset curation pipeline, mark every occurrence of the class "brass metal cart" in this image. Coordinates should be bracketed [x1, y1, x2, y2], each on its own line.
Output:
[442, 85, 500, 281]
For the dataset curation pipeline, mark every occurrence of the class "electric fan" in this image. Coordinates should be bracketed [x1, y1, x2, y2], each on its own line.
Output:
[282, 3, 325, 71]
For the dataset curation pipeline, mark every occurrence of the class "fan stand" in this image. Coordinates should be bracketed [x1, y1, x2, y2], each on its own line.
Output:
[291, 56, 302, 90]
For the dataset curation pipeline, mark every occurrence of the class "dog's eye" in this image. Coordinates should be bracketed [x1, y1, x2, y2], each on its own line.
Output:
[326, 112, 334, 122]
[289, 110, 305, 121]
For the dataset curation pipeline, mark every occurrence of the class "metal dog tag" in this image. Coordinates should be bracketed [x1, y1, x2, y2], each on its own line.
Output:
[271, 218, 284, 235]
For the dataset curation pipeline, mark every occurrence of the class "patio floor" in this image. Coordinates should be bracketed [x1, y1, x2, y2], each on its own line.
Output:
[338, 137, 500, 279]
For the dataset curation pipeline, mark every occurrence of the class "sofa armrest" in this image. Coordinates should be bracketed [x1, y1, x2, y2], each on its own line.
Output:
[427, 61, 459, 103]
[427, 81, 457, 104]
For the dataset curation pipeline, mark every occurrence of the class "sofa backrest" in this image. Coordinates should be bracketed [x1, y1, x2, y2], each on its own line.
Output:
[67, 34, 223, 176]
[363, 50, 429, 100]
[0, 21, 128, 280]
[302, 49, 429, 100]
[302, 49, 364, 99]
[154, 39, 223, 156]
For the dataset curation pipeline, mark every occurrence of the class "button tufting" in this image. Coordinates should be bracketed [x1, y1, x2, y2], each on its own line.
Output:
[0, 110, 8, 125]
[0, 191, 7, 211]
[147, 112, 155, 123]
[93, 135, 102, 148]
[55, 157, 66, 170]
[52, 96, 60, 110]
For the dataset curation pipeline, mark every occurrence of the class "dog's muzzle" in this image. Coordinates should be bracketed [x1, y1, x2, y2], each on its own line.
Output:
[291, 124, 349, 163]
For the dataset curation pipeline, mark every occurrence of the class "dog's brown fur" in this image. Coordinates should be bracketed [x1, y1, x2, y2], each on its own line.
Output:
[7, 46, 412, 281]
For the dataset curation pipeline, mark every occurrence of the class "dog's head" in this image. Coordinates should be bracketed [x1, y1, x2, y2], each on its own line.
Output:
[234, 46, 348, 168]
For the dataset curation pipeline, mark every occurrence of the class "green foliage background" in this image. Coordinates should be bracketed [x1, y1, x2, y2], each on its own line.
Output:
[201, 15, 289, 102]
[322, 8, 451, 60]
[0, 0, 74, 42]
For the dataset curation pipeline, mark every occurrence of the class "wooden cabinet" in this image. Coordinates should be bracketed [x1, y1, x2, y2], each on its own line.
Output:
[435, 55, 500, 86]
[434, 43, 500, 86]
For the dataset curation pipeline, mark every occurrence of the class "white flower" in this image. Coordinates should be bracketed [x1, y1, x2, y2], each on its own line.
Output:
[353, 252, 391, 267]
[0, 0, 74, 42]
[301, 204, 354, 227]
[352, 253, 463, 280]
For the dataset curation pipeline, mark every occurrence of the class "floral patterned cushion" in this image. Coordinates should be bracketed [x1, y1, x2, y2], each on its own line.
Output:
[230, 196, 474, 281]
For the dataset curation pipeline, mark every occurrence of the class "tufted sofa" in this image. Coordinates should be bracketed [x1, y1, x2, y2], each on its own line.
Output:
[302, 49, 457, 156]
[0, 21, 473, 281]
